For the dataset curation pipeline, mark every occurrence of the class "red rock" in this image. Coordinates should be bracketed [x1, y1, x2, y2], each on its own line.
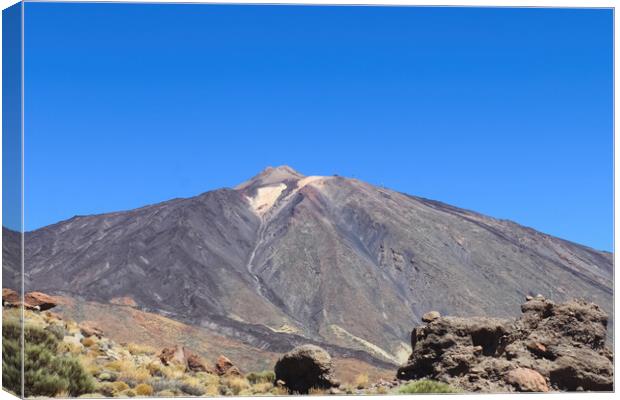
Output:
[2, 288, 19, 307]
[505, 368, 549, 392]
[215, 355, 241, 376]
[24, 292, 58, 311]
[160, 345, 186, 366]
[79, 321, 104, 338]
[186, 351, 212, 373]
[159, 345, 213, 373]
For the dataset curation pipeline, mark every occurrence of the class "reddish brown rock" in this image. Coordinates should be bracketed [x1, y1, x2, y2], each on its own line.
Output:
[505, 368, 549, 392]
[215, 355, 241, 376]
[159, 345, 187, 367]
[24, 292, 58, 311]
[159, 345, 212, 373]
[186, 352, 211, 373]
[2, 288, 19, 305]
[79, 321, 104, 338]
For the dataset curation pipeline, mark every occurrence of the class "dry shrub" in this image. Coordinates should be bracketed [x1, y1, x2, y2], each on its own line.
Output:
[155, 389, 177, 396]
[119, 367, 152, 384]
[105, 359, 134, 373]
[203, 383, 219, 396]
[127, 343, 157, 356]
[160, 364, 186, 380]
[121, 388, 137, 397]
[195, 372, 220, 386]
[145, 361, 164, 377]
[354, 372, 369, 389]
[58, 341, 83, 356]
[374, 385, 389, 394]
[308, 387, 329, 395]
[134, 383, 154, 396]
[111, 381, 130, 392]
[224, 376, 251, 395]
[81, 337, 96, 347]
[270, 385, 288, 396]
[252, 382, 273, 394]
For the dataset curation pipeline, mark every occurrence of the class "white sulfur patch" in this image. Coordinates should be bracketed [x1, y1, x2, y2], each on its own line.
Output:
[246, 183, 287, 215]
[296, 175, 326, 189]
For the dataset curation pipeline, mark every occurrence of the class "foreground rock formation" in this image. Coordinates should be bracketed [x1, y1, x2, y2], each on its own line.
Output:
[397, 297, 613, 392]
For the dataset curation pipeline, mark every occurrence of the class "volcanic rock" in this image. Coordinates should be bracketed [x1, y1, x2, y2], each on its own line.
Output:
[421, 311, 441, 323]
[159, 345, 211, 373]
[215, 355, 241, 376]
[274, 344, 339, 394]
[397, 298, 613, 392]
[2, 288, 18, 306]
[79, 321, 104, 338]
[24, 291, 58, 311]
[504, 368, 548, 392]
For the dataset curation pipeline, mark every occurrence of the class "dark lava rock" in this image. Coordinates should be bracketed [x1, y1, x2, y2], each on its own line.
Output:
[397, 298, 613, 392]
[274, 344, 340, 394]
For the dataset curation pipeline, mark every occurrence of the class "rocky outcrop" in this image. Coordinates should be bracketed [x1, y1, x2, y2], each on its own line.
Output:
[2, 289, 58, 311]
[214, 355, 240, 376]
[397, 297, 613, 392]
[159, 345, 212, 373]
[2, 288, 19, 305]
[274, 345, 340, 394]
[79, 321, 104, 338]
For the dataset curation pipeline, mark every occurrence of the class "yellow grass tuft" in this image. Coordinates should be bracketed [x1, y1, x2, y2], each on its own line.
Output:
[308, 387, 329, 395]
[119, 366, 152, 383]
[252, 382, 273, 394]
[134, 383, 154, 396]
[224, 376, 251, 395]
[354, 372, 369, 389]
[127, 342, 157, 356]
[81, 337, 97, 347]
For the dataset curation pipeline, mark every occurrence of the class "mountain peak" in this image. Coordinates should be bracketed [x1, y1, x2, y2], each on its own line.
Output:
[236, 165, 305, 190]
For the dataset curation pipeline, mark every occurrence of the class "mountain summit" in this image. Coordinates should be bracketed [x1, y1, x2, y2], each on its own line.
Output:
[17, 167, 613, 366]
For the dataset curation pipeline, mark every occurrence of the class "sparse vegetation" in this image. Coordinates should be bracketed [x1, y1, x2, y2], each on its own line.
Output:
[397, 380, 458, 394]
[246, 370, 275, 384]
[135, 383, 154, 396]
[2, 316, 95, 397]
[354, 372, 369, 389]
[4, 307, 408, 398]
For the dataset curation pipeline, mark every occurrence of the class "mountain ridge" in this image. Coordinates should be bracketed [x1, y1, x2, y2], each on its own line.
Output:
[3, 165, 613, 367]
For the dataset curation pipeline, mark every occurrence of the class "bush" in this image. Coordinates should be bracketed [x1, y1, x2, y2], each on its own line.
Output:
[135, 383, 154, 396]
[354, 373, 369, 389]
[398, 380, 458, 394]
[223, 376, 250, 395]
[2, 320, 95, 397]
[246, 370, 276, 384]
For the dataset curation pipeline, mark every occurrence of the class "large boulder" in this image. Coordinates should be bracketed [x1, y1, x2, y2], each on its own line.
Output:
[397, 297, 613, 392]
[274, 344, 339, 394]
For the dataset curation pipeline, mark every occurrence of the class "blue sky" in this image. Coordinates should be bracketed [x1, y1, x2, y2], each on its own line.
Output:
[21, 4, 612, 251]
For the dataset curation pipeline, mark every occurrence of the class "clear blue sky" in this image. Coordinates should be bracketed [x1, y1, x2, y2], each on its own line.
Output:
[21, 4, 612, 251]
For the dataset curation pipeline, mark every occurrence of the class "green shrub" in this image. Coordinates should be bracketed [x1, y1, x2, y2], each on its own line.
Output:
[2, 324, 22, 396]
[398, 380, 458, 394]
[246, 370, 276, 384]
[2, 320, 95, 397]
